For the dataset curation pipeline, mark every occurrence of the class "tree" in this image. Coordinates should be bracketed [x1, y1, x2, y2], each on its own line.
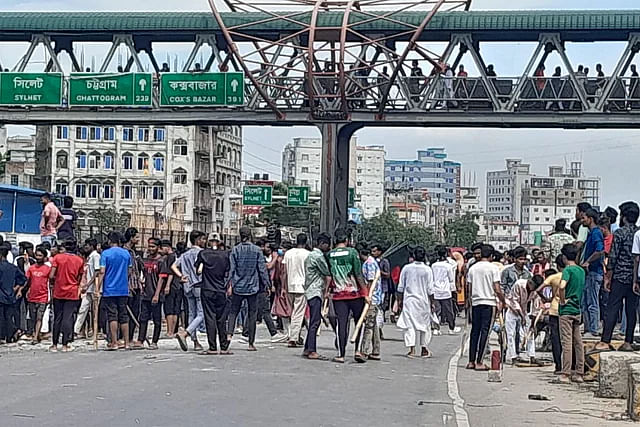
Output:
[92, 207, 131, 232]
[352, 211, 436, 249]
[443, 214, 479, 248]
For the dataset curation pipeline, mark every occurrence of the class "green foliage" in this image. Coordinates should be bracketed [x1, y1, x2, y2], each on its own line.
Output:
[93, 207, 131, 231]
[443, 214, 479, 248]
[352, 211, 436, 249]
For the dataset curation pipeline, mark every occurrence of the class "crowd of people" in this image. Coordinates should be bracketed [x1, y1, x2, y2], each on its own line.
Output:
[1, 193, 639, 380]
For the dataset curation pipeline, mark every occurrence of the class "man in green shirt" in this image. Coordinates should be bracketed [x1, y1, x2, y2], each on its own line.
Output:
[302, 232, 332, 360]
[327, 229, 367, 363]
[557, 243, 586, 384]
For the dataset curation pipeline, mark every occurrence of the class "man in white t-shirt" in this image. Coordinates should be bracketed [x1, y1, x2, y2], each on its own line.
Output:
[282, 233, 311, 347]
[466, 244, 506, 371]
[432, 246, 461, 335]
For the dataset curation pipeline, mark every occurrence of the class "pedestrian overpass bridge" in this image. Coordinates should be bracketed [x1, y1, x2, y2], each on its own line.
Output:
[1, 2, 639, 232]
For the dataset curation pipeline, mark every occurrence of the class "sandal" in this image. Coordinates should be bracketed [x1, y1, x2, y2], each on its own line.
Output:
[332, 356, 345, 364]
[474, 364, 490, 371]
[219, 350, 234, 355]
[104, 344, 118, 351]
[354, 353, 367, 363]
[368, 354, 381, 361]
[307, 353, 329, 361]
[199, 350, 219, 356]
[175, 333, 188, 352]
[130, 343, 145, 350]
[465, 362, 475, 369]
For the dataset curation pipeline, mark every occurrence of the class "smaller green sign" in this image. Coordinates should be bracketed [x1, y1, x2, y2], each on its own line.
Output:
[243, 185, 272, 206]
[160, 72, 244, 106]
[287, 186, 309, 207]
[69, 73, 152, 107]
[348, 188, 356, 208]
[0, 72, 62, 106]
[225, 72, 244, 105]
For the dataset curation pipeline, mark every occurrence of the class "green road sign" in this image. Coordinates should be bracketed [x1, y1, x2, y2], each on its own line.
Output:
[0, 72, 62, 106]
[160, 72, 244, 106]
[287, 186, 309, 207]
[69, 73, 152, 107]
[225, 72, 244, 105]
[348, 188, 356, 208]
[243, 185, 272, 206]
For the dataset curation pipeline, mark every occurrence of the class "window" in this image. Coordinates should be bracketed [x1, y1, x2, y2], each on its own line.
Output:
[103, 127, 115, 141]
[357, 169, 362, 174]
[89, 182, 100, 199]
[301, 167, 309, 173]
[138, 128, 150, 142]
[302, 154, 309, 161]
[103, 183, 114, 199]
[121, 181, 132, 199]
[89, 151, 101, 169]
[173, 168, 187, 184]
[153, 154, 164, 172]
[138, 153, 149, 171]
[104, 152, 114, 170]
[55, 180, 68, 195]
[123, 127, 134, 142]
[89, 127, 101, 141]
[152, 183, 164, 200]
[56, 151, 68, 169]
[357, 182, 362, 187]
[56, 126, 69, 140]
[76, 151, 87, 169]
[173, 139, 188, 156]
[153, 128, 165, 142]
[75, 126, 88, 140]
[122, 153, 133, 170]
[301, 180, 309, 186]
[10, 175, 18, 186]
[75, 182, 86, 198]
[138, 182, 150, 199]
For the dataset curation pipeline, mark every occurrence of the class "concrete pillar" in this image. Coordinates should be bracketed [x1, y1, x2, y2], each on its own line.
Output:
[628, 362, 640, 420]
[318, 123, 362, 235]
[598, 352, 640, 399]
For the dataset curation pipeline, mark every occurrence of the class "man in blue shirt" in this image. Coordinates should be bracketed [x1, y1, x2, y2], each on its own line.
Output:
[0, 247, 26, 343]
[581, 208, 605, 337]
[98, 231, 133, 351]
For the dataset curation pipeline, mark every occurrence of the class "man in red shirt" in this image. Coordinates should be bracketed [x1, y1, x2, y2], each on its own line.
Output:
[26, 246, 51, 344]
[49, 240, 85, 352]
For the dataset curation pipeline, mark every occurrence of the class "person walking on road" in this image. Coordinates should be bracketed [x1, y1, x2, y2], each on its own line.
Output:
[282, 233, 310, 347]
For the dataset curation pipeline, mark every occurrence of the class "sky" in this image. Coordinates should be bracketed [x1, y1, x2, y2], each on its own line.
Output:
[3, 0, 640, 209]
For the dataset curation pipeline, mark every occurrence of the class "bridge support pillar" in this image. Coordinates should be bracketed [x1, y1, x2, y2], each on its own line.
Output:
[318, 122, 362, 236]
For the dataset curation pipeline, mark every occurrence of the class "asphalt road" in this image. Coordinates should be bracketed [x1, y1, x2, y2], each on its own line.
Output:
[0, 324, 464, 427]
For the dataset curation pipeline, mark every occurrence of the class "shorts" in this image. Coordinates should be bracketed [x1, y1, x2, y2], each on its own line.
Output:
[103, 296, 129, 324]
[164, 287, 183, 315]
[28, 302, 47, 322]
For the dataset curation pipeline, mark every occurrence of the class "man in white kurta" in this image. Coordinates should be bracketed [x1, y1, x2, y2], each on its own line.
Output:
[396, 247, 434, 357]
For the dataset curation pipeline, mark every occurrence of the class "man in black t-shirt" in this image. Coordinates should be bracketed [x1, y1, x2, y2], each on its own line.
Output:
[58, 196, 77, 242]
[132, 238, 163, 349]
[195, 247, 231, 355]
[159, 240, 179, 338]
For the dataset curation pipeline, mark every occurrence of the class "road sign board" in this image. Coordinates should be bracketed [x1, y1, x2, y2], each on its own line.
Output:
[69, 73, 152, 107]
[0, 72, 62, 106]
[243, 185, 272, 206]
[160, 72, 244, 107]
[348, 188, 356, 207]
[287, 186, 309, 207]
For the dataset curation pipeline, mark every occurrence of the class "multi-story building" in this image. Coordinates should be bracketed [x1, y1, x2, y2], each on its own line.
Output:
[460, 185, 481, 216]
[3, 135, 36, 188]
[34, 125, 243, 238]
[486, 159, 532, 222]
[477, 218, 520, 252]
[385, 148, 461, 217]
[281, 137, 385, 218]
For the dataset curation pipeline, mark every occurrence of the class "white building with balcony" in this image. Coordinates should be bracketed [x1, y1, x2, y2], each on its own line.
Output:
[34, 125, 242, 238]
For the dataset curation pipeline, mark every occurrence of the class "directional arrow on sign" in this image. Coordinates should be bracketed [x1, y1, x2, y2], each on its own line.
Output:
[139, 78, 147, 92]
[230, 79, 239, 92]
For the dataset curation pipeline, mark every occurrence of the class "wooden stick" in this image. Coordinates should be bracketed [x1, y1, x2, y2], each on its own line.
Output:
[349, 271, 381, 344]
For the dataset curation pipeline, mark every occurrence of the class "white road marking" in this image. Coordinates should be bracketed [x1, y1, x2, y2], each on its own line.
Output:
[447, 336, 470, 427]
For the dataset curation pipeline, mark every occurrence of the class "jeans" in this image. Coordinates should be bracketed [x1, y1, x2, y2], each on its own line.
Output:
[582, 271, 602, 334]
[304, 297, 322, 353]
[202, 290, 229, 351]
[257, 292, 277, 336]
[549, 315, 562, 372]
[334, 298, 365, 358]
[469, 304, 494, 364]
[128, 290, 142, 342]
[185, 288, 204, 341]
[560, 314, 584, 376]
[138, 300, 163, 344]
[52, 299, 80, 346]
[0, 302, 17, 341]
[602, 280, 639, 344]
[228, 293, 258, 345]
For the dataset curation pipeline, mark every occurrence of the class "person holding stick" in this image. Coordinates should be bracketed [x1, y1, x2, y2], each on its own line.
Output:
[358, 245, 382, 361]
[396, 246, 434, 358]
[327, 229, 368, 364]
